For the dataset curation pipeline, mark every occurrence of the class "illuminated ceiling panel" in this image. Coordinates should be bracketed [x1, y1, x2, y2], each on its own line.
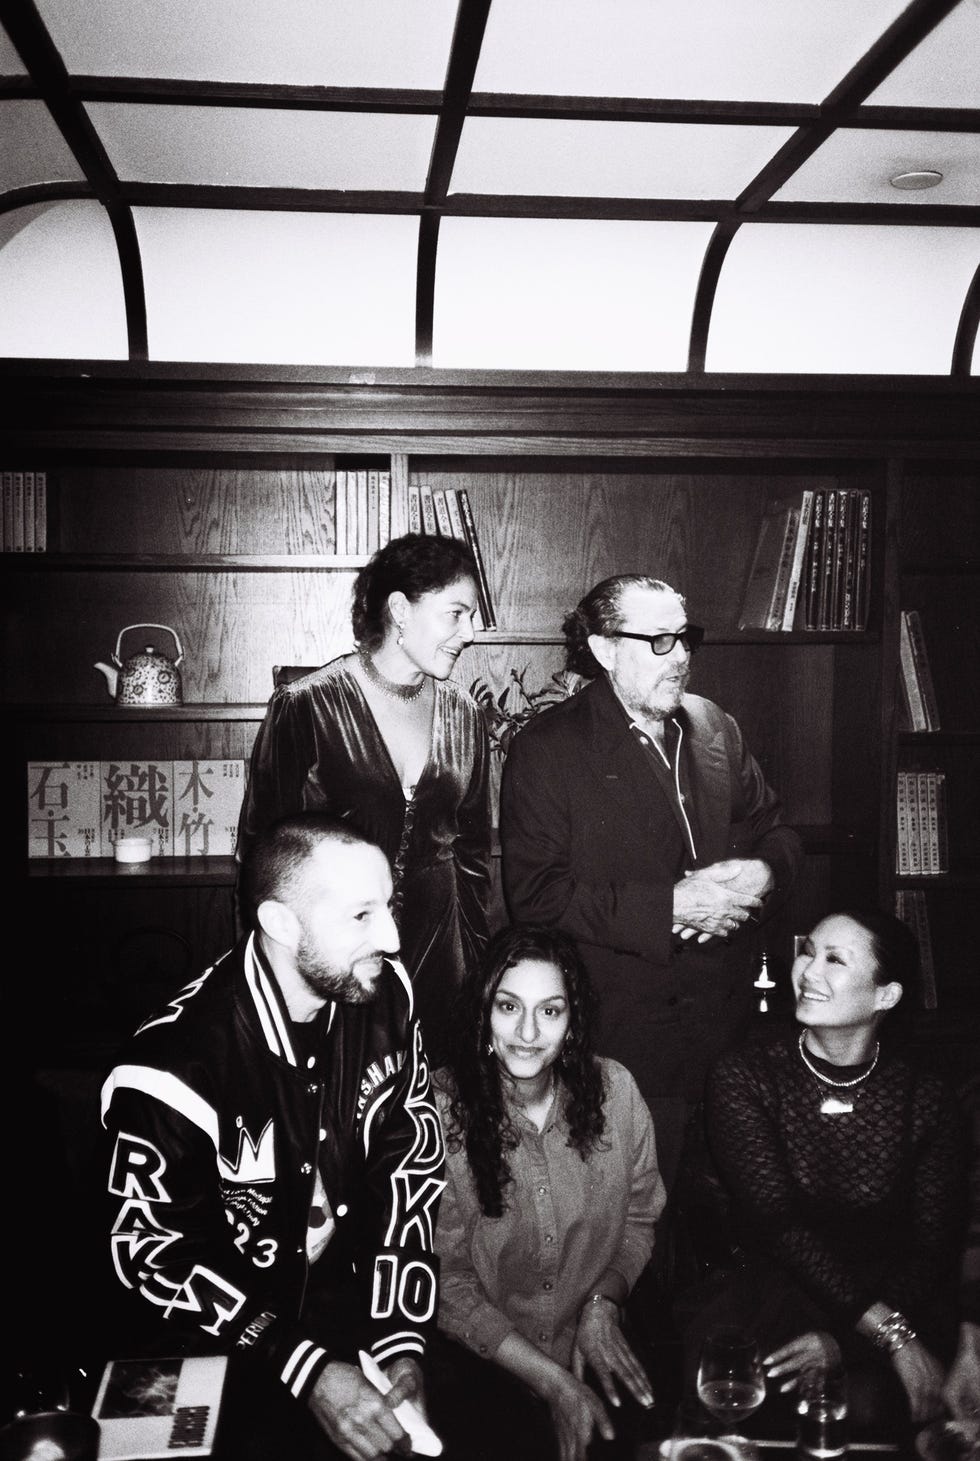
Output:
[87, 105, 438, 191]
[0, 22, 26, 73]
[134, 209, 419, 364]
[473, 0, 910, 102]
[707, 225, 980, 374]
[1, 0, 978, 375]
[451, 118, 793, 200]
[0, 202, 127, 358]
[867, 2, 980, 106]
[433, 217, 712, 369]
[0, 101, 85, 193]
[775, 129, 980, 206]
[33, 0, 459, 86]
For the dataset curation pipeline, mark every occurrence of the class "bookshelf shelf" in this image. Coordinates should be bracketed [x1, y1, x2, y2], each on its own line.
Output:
[27, 855, 239, 886]
[1, 553, 372, 571]
[13, 702, 267, 722]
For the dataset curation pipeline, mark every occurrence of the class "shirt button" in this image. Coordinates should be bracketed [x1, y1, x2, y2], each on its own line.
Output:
[538, 1333, 548, 1343]
[538, 1185, 547, 1195]
[307, 1056, 316, 1070]
[301, 1162, 312, 1175]
[545, 1235, 554, 1244]
[336, 1204, 348, 1217]
[542, 1281, 553, 1291]
[319, 1128, 327, 1141]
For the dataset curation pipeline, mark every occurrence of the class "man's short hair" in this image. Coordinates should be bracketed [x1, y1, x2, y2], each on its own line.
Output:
[562, 574, 684, 679]
[238, 812, 376, 928]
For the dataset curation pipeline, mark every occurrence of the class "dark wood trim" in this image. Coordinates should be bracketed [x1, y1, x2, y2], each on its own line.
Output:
[414, 0, 493, 363]
[69, 183, 979, 227]
[2, 369, 978, 459]
[0, 180, 93, 214]
[16, 80, 974, 136]
[688, 222, 739, 372]
[952, 259, 980, 380]
[68, 78, 443, 112]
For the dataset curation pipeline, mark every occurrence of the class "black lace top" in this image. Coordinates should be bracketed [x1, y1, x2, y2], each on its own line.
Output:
[705, 1029, 966, 1330]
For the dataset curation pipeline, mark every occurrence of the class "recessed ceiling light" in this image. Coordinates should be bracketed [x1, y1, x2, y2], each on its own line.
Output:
[889, 170, 944, 190]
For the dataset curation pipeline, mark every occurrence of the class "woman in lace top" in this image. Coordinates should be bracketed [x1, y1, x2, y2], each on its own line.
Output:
[238, 533, 491, 1065]
[689, 909, 965, 1429]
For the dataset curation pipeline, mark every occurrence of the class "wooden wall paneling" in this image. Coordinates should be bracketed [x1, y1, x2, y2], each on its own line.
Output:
[2, 568, 358, 703]
[53, 465, 338, 555]
[900, 466, 980, 569]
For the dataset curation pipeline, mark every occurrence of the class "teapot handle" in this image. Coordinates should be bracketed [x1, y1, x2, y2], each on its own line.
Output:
[114, 623, 184, 667]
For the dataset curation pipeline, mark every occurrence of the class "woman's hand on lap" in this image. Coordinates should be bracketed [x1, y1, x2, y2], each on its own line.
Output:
[572, 1297, 655, 1411]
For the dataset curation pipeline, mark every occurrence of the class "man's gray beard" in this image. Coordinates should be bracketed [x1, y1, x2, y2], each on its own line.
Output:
[296, 942, 379, 1005]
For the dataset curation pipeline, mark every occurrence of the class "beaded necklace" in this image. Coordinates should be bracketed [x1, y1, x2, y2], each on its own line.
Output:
[358, 651, 426, 702]
[798, 1029, 879, 1115]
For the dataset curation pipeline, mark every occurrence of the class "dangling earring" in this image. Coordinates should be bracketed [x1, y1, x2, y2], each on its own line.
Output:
[396, 626, 404, 647]
[486, 1041, 494, 1056]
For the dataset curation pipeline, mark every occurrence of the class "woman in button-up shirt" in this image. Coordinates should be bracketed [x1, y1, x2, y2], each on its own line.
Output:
[431, 924, 666, 1461]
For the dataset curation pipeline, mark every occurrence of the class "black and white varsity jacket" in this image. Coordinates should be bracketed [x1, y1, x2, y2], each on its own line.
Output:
[101, 932, 446, 1405]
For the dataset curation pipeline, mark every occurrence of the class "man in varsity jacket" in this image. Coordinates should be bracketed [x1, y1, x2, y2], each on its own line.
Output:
[101, 812, 446, 1461]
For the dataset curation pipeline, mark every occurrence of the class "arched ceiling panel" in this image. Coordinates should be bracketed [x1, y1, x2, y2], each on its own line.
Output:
[472, 0, 911, 102]
[86, 104, 438, 191]
[133, 208, 419, 364]
[0, 98, 84, 192]
[0, 200, 127, 357]
[32, 0, 460, 87]
[707, 224, 980, 374]
[432, 216, 712, 369]
[450, 118, 795, 200]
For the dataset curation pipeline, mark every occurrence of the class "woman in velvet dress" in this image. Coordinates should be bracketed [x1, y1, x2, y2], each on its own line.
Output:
[238, 532, 492, 1064]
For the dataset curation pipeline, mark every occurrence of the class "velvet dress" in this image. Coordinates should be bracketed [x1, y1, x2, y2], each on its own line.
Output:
[238, 657, 492, 1064]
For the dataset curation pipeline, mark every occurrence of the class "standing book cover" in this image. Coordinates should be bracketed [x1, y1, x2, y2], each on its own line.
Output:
[92, 1355, 228, 1460]
[28, 760, 245, 857]
[27, 760, 102, 859]
[172, 760, 245, 857]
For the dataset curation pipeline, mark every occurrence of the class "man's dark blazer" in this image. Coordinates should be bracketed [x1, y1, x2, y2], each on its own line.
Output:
[499, 674, 803, 1174]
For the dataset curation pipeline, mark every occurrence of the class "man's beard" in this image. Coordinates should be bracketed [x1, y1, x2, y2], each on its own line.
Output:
[295, 938, 382, 1005]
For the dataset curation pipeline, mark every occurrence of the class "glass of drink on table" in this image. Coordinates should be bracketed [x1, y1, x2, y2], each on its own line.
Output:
[796, 1367, 848, 1459]
[696, 1328, 766, 1433]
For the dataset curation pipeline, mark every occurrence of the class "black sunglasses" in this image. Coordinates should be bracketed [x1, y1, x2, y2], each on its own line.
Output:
[607, 625, 705, 656]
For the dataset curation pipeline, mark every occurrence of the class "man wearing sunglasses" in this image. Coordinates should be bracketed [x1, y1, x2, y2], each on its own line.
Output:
[499, 574, 802, 1193]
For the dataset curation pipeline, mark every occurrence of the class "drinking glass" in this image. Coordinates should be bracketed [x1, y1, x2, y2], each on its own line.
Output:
[795, 1368, 848, 1459]
[696, 1327, 766, 1433]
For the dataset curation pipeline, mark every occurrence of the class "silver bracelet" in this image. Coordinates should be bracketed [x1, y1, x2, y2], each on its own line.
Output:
[873, 1311, 917, 1354]
[584, 1292, 618, 1315]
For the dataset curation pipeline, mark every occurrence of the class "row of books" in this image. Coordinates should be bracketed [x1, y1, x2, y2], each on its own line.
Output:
[738, 487, 872, 632]
[899, 608, 941, 731]
[334, 468, 392, 556]
[27, 759, 245, 859]
[894, 888, 937, 1009]
[1, 468, 47, 551]
[408, 482, 497, 630]
[895, 768, 949, 878]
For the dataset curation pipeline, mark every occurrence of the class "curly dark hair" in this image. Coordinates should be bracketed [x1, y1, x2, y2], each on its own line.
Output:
[351, 532, 478, 652]
[443, 924, 607, 1217]
[562, 574, 684, 678]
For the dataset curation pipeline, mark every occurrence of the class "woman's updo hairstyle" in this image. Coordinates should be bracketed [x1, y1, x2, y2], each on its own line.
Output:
[835, 907, 922, 1032]
[351, 532, 479, 652]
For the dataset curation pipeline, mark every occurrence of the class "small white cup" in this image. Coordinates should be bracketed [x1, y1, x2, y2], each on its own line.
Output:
[114, 836, 153, 864]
